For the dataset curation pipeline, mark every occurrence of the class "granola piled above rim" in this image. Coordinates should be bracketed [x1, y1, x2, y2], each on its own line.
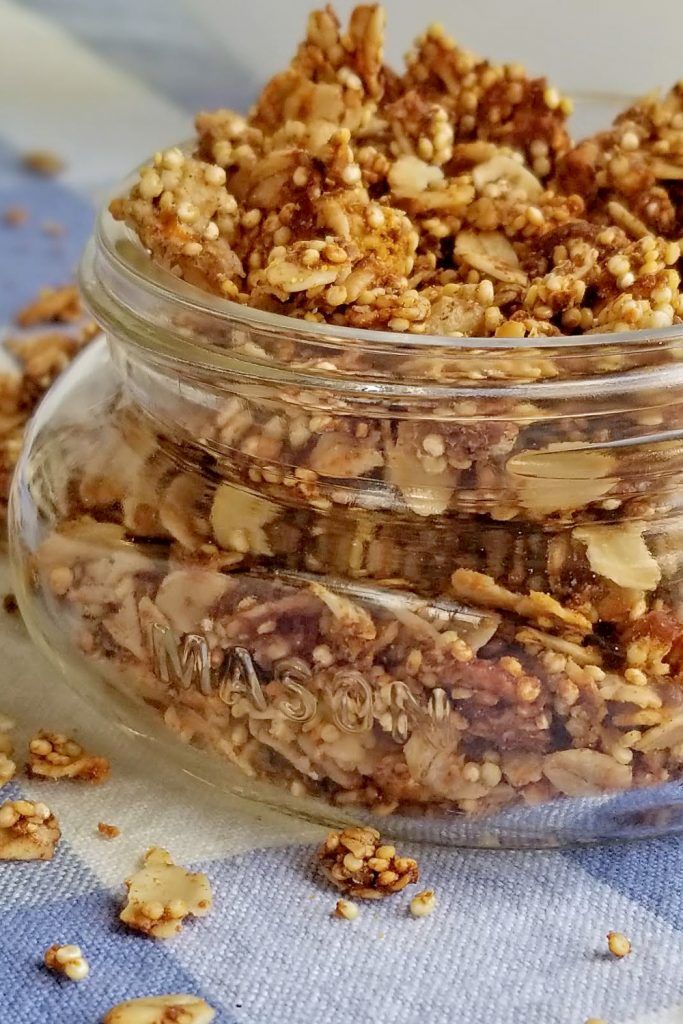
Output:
[111, 5, 683, 339]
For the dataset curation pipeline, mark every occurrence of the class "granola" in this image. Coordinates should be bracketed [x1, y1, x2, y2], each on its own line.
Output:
[17, 4, 683, 829]
[0, 799, 61, 860]
[27, 730, 110, 783]
[318, 827, 419, 899]
[103, 996, 216, 1024]
[120, 848, 213, 939]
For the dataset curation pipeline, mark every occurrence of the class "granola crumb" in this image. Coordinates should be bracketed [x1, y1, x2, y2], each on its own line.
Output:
[120, 847, 213, 939]
[41, 220, 66, 237]
[0, 799, 61, 860]
[22, 150, 65, 176]
[103, 995, 216, 1024]
[14, 284, 82, 327]
[27, 730, 110, 783]
[334, 898, 359, 920]
[44, 943, 90, 982]
[585, 1019, 608, 1024]
[97, 821, 120, 839]
[318, 827, 419, 899]
[607, 931, 631, 958]
[409, 889, 437, 918]
[3, 206, 27, 227]
[3, 593, 18, 614]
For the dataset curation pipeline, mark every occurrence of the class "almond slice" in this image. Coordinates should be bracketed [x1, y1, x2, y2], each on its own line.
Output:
[103, 995, 216, 1024]
[454, 230, 527, 285]
[542, 749, 632, 797]
[120, 847, 213, 939]
[472, 153, 543, 199]
[573, 522, 661, 591]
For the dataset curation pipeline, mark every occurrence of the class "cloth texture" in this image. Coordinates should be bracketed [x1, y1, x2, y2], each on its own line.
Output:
[1, 3, 683, 1021]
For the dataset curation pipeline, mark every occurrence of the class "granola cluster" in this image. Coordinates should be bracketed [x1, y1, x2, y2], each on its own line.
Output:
[111, 5, 683, 339]
[318, 826, 419, 899]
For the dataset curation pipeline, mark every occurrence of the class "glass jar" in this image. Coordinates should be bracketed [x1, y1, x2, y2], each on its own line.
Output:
[10, 184, 683, 849]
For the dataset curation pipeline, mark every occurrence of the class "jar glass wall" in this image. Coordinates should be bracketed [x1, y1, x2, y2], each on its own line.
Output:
[10, 199, 683, 848]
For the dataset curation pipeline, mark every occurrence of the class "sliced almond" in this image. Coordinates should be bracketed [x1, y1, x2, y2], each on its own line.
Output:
[388, 154, 445, 195]
[542, 749, 632, 797]
[103, 995, 216, 1024]
[454, 230, 527, 285]
[120, 847, 213, 939]
[211, 484, 277, 556]
[451, 568, 592, 636]
[573, 522, 661, 592]
[472, 153, 543, 199]
[310, 582, 377, 641]
[651, 158, 683, 180]
[635, 712, 683, 752]
[507, 444, 618, 515]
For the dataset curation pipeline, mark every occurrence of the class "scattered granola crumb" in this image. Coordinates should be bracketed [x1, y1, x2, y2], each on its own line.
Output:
[409, 889, 437, 918]
[0, 716, 16, 788]
[3, 206, 27, 227]
[14, 284, 81, 327]
[120, 847, 213, 939]
[97, 821, 120, 839]
[103, 995, 216, 1024]
[27, 730, 110, 783]
[41, 220, 66, 237]
[318, 827, 419, 899]
[585, 1019, 608, 1024]
[0, 799, 61, 860]
[334, 898, 359, 920]
[44, 943, 90, 982]
[22, 150, 65, 176]
[607, 931, 631, 958]
[3, 593, 18, 614]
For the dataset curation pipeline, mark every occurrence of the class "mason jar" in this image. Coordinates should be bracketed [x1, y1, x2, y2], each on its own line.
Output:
[9, 185, 683, 848]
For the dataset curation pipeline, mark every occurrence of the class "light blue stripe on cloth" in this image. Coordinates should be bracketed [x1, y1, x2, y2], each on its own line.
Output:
[13, 0, 259, 115]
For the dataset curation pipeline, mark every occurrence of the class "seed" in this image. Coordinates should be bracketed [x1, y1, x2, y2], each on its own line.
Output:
[334, 899, 359, 921]
[607, 931, 631, 958]
[410, 889, 437, 918]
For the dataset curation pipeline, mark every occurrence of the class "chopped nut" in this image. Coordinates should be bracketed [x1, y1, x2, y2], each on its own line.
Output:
[27, 730, 110, 783]
[334, 898, 359, 920]
[607, 931, 631, 958]
[97, 822, 120, 839]
[0, 799, 60, 860]
[120, 847, 213, 938]
[318, 827, 419, 899]
[409, 889, 436, 917]
[22, 150, 65, 176]
[44, 943, 90, 982]
[103, 995, 216, 1024]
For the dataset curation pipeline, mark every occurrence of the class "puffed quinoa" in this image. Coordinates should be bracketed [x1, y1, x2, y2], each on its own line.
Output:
[0, 799, 61, 860]
[27, 730, 110, 783]
[44, 943, 90, 982]
[334, 898, 360, 920]
[318, 827, 419, 899]
[607, 931, 632, 958]
[103, 995, 216, 1024]
[409, 889, 437, 917]
[120, 847, 213, 939]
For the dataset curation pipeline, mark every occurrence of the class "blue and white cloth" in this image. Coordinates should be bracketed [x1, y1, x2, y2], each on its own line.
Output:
[2, 3, 683, 1021]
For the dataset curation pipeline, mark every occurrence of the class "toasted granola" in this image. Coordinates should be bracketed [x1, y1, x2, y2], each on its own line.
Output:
[27, 730, 110, 783]
[103, 996, 216, 1024]
[318, 827, 419, 899]
[0, 799, 61, 860]
[110, 5, 683, 339]
[120, 847, 213, 939]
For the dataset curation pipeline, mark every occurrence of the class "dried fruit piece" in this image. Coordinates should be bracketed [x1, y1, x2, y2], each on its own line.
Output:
[44, 943, 90, 982]
[542, 749, 632, 797]
[0, 799, 61, 860]
[120, 847, 213, 939]
[318, 827, 419, 899]
[103, 995, 216, 1024]
[27, 730, 110, 783]
[573, 523, 661, 592]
